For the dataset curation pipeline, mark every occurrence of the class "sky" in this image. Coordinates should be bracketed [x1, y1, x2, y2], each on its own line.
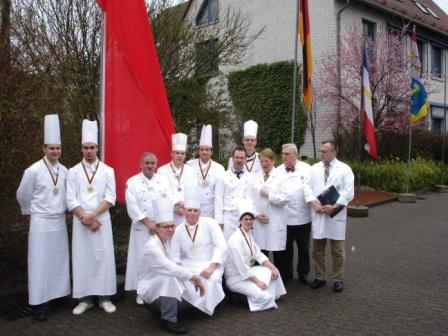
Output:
[433, 0, 448, 14]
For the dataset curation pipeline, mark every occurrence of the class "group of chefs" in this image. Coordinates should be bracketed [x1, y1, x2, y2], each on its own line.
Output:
[17, 115, 354, 335]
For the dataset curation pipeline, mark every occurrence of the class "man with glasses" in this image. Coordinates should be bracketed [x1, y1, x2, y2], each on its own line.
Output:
[67, 120, 117, 314]
[303, 140, 354, 293]
[138, 198, 205, 335]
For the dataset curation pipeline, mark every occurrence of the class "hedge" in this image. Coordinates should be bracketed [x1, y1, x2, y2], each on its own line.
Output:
[349, 157, 448, 192]
[228, 61, 307, 153]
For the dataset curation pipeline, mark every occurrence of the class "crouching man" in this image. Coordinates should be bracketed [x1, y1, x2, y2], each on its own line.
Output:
[137, 198, 205, 335]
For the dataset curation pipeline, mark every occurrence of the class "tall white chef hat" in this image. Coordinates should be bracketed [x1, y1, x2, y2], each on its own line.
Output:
[172, 133, 187, 151]
[199, 124, 213, 148]
[184, 185, 202, 209]
[44, 114, 61, 145]
[81, 119, 98, 145]
[243, 120, 258, 138]
[152, 198, 174, 224]
[238, 199, 255, 220]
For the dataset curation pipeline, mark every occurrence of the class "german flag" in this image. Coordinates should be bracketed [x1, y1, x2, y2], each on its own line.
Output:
[298, 0, 313, 112]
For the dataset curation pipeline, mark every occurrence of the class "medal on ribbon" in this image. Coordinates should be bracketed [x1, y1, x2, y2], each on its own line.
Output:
[199, 160, 211, 188]
[43, 158, 59, 197]
[186, 223, 199, 254]
[82, 160, 100, 194]
[170, 162, 184, 193]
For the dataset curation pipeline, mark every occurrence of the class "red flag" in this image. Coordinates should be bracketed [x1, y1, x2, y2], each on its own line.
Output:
[97, 0, 175, 202]
[298, 0, 313, 111]
[362, 50, 378, 158]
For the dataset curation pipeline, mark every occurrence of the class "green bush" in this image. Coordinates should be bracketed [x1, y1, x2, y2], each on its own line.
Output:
[228, 61, 307, 152]
[350, 157, 447, 192]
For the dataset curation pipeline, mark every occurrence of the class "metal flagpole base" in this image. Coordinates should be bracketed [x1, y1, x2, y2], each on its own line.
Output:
[348, 205, 369, 217]
[398, 193, 416, 203]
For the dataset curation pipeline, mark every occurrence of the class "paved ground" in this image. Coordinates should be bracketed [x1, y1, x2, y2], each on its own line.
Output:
[1, 192, 447, 336]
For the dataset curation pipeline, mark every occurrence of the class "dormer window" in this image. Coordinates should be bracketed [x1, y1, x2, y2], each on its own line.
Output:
[195, 0, 219, 26]
[412, 1, 440, 19]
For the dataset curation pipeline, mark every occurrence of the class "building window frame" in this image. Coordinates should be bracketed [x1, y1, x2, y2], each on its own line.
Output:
[195, 0, 219, 27]
[431, 44, 442, 78]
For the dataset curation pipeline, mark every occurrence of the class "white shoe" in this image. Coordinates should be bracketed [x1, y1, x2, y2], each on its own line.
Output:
[99, 300, 116, 313]
[136, 295, 144, 305]
[73, 301, 93, 315]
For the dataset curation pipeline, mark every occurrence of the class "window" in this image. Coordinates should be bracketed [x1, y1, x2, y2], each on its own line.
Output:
[195, 0, 219, 26]
[431, 45, 442, 77]
[362, 19, 376, 42]
[431, 117, 443, 132]
[195, 39, 218, 76]
[416, 39, 425, 75]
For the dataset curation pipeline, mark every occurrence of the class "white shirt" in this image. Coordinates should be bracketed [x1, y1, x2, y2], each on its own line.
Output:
[157, 162, 198, 205]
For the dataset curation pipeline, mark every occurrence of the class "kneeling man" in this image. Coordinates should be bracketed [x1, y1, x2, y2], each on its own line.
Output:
[171, 185, 227, 315]
[137, 198, 205, 335]
[225, 200, 286, 312]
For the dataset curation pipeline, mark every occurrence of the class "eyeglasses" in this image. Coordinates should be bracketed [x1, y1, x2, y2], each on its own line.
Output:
[159, 225, 175, 230]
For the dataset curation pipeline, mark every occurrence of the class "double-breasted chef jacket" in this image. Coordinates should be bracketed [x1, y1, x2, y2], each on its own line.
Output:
[186, 158, 225, 218]
[157, 162, 198, 226]
[124, 172, 173, 291]
[214, 170, 253, 240]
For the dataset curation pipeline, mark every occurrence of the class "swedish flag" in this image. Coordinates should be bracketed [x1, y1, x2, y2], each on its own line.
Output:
[410, 78, 429, 123]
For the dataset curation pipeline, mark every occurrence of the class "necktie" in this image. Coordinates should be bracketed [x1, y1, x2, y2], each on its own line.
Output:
[324, 162, 330, 184]
[286, 166, 295, 173]
[234, 171, 243, 179]
[264, 173, 269, 182]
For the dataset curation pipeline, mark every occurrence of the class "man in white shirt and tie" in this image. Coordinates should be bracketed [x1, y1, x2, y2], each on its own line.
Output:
[303, 140, 354, 293]
[16, 115, 70, 321]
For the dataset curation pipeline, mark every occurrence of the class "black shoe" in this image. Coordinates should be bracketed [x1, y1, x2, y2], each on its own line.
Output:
[309, 279, 326, 289]
[333, 281, 344, 292]
[160, 319, 188, 335]
[33, 305, 48, 322]
[299, 276, 310, 285]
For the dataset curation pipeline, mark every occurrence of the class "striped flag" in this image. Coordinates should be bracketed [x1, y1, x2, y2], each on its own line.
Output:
[362, 50, 378, 158]
[298, 0, 313, 111]
[410, 26, 429, 123]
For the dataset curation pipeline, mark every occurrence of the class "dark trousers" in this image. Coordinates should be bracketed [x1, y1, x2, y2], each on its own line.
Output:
[274, 223, 311, 280]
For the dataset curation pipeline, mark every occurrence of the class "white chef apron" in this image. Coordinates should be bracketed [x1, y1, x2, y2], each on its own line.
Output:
[28, 214, 70, 305]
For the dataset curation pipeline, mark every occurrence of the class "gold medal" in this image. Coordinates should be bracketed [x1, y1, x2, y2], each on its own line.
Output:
[87, 186, 95, 193]
[191, 244, 197, 253]
[53, 187, 59, 196]
[250, 259, 256, 266]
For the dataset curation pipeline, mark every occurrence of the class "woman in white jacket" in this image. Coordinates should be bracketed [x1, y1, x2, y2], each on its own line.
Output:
[224, 200, 286, 312]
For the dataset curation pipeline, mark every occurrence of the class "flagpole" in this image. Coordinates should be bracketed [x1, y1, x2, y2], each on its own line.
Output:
[291, 0, 299, 143]
[442, 71, 447, 178]
[99, 11, 106, 161]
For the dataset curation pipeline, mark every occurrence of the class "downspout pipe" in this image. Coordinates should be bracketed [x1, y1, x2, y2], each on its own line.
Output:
[336, 0, 352, 131]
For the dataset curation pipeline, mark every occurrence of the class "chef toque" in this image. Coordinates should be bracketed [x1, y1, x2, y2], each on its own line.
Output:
[172, 133, 187, 151]
[199, 124, 213, 148]
[184, 185, 202, 209]
[152, 198, 174, 224]
[82, 119, 98, 145]
[44, 114, 61, 145]
[243, 120, 258, 138]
